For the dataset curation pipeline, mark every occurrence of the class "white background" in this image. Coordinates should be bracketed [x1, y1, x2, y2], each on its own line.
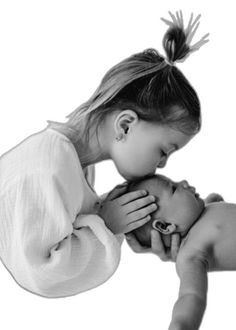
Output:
[0, 0, 235, 329]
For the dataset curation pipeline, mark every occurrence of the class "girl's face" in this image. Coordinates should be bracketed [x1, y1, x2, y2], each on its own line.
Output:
[110, 118, 193, 181]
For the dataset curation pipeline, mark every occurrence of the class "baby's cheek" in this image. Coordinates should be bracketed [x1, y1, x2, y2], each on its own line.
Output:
[131, 220, 153, 247]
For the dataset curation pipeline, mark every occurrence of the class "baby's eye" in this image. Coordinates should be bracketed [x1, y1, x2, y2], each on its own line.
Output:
[172, 185, 177, 194]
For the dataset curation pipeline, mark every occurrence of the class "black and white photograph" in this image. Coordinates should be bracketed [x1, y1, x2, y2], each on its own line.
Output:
[0, 1, 235, 329]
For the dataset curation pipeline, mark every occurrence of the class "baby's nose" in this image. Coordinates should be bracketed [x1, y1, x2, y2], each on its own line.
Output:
[179, 180, 189, 188]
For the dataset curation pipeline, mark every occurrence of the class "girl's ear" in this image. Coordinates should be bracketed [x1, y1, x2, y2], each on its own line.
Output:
[114, 110, 139, 136]
[152, 219, 177, 235]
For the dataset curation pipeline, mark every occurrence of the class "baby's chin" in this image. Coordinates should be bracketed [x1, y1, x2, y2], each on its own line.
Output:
[190, 193, 205, 213]
[197, 196, 205, 212]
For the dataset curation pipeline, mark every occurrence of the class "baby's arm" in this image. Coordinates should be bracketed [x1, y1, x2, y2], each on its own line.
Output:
[168, 252, 208, 330]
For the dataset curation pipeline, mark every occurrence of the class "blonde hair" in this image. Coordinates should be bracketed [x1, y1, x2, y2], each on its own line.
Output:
[47, 23, 202, 145]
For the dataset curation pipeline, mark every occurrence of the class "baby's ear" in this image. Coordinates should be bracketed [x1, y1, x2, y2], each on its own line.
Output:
[152, 219, 177, 235]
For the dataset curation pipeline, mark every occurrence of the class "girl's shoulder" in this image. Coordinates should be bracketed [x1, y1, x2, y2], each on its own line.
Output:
[0, 128, 83, 188]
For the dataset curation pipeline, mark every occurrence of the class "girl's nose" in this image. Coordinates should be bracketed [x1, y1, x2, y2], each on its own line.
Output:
[158, 157, 168, 169]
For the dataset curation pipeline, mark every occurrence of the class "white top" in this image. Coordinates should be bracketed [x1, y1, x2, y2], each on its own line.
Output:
[0, 128, 124, 298]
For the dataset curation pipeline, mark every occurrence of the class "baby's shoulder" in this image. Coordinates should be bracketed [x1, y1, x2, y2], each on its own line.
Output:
[177, 206, 219, 263]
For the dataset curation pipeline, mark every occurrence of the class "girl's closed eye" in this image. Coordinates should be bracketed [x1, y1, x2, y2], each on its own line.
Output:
[160, 150, 167, 158]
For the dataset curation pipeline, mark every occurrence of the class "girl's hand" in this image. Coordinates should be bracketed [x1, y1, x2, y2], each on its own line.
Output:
[98, 183, 158, 235]
[125, 230, 181, 262]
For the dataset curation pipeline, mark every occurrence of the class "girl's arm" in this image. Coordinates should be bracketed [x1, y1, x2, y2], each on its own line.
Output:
[168, 254, 208, 330]
[2, 141, 124, 299]
[4, 170, 122, 298]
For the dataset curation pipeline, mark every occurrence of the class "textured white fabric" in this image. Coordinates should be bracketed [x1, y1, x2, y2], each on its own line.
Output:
[0, 128, 124, 298]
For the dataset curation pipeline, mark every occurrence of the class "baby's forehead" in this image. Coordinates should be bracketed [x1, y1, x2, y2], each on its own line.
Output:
[128, 175, 168, 193]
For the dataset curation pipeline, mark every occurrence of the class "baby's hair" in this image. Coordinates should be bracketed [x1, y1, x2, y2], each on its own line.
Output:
[47, 12, 207, 145]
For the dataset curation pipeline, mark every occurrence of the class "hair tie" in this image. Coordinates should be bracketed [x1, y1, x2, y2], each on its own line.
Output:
[164, 58, 175, 66]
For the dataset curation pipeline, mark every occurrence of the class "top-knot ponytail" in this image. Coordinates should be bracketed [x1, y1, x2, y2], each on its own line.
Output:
[161, 11, 210, 65]
[163, 27, 189, 63]
[46, 11, 209, 145]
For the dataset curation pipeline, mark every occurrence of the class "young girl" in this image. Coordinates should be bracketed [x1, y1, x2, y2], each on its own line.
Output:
[0, 11, 209, 298]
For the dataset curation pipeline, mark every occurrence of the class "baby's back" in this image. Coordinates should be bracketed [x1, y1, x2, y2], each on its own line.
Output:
[179, 203, 236, 271]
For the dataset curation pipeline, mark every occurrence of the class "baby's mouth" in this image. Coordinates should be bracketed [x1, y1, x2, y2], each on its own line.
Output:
[187, 187, 199, 199]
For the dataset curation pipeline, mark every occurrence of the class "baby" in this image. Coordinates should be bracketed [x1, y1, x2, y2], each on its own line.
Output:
[127, 174, 233, 330]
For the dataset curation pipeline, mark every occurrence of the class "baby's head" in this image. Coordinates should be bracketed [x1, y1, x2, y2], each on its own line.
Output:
[127, 174, 205, 247]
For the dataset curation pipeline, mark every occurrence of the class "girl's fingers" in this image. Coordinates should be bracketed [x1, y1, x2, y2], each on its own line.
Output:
[127, 203, 158, 222]
[125, 233, 151, 253]
[127, 215, 152, 231]
[126, 195, 157, 213]
[118, 190, 148, 205]
[150, 230, 170, 261]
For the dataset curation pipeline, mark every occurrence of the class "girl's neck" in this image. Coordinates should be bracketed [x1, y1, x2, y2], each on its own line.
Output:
[72, 122, 110, 169]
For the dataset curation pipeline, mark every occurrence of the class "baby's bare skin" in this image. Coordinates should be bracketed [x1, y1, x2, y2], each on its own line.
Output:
[127, 174, 229, 329]
[179, 202, 236, 270]
[170, 202, 236, 330]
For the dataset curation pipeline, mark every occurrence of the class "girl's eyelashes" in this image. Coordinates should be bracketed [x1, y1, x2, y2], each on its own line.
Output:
[161, 150, 167, 157]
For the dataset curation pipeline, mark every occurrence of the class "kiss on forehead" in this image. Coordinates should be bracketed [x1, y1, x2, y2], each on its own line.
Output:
[128, 174, 205, 248]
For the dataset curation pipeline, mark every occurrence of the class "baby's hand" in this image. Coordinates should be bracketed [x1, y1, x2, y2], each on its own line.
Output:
[204, 192, 224, 204]
[125, 230, 181, 262]
[98, 183, 158, 235]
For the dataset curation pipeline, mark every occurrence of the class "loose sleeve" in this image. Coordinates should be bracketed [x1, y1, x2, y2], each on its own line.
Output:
[4, 169, 122, 298]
